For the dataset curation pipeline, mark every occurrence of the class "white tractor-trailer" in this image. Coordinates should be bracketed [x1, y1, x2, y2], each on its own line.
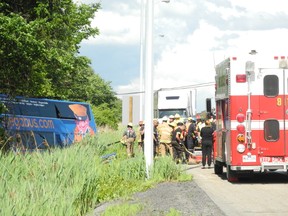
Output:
[154, 89, 196, 121]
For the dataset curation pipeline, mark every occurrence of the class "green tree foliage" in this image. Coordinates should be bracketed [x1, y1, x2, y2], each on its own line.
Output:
[0, 0, 122, 128]
[92, 100, 122, 130]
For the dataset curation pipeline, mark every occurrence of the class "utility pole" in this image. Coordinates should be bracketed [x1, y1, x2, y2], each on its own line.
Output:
[144, 0, 154, 179]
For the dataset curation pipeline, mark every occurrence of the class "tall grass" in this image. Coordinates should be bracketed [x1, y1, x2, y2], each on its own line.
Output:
[0, 128, 191, 216]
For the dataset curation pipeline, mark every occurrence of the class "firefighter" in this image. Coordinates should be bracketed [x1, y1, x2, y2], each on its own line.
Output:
[158, 117, 173, 157]
[153, 119, 159, 157]
[171, 121, 186, 163]
[185, 117, 192, 133]
[200, 120, 214, 169]
[196, 117, 204, 147]
[168, 115, 175, 123]
[181, 123, 188, 162]
[186, 117, 195, 156]
[121, 122, 136, 158]
[137, 120, 145, 152]
[174, 113, 181, 124]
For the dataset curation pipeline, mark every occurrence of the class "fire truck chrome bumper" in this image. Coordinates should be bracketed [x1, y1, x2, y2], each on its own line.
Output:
[261, 162, 288, 171]
[230, 163, 288, 172]
[230, 166, 261, 171]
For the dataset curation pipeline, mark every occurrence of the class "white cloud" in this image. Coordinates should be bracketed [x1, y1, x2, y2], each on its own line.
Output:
[152, 21, 220, 88]
[229, 0, 288, 14]
[156, 0, 196, 17]
[78, 0, 288, 111]
[83, 9, 140, 45]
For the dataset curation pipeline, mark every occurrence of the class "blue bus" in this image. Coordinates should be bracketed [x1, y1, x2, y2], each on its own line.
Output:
[0, 94, 97, 151]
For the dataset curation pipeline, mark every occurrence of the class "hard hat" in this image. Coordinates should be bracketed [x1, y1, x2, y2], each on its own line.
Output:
[188, 117, 192, 121]
[162, 116, 168, 121]
[138, 120, 143, 125]
[174, 113, 181, 118]
[177, 121, 184, 126]
[169, 115, 175, 119]
[127, 122, 133, 127]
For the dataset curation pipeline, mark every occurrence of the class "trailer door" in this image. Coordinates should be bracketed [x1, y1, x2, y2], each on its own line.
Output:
[258, 68, 288, 156]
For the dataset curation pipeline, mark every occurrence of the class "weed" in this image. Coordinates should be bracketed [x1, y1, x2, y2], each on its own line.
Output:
[0, 128, 190, 216]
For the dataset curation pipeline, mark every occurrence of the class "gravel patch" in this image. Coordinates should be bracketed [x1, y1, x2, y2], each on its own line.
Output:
[93, 179, 225, 216]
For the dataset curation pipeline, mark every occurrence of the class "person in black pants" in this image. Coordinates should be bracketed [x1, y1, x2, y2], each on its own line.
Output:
[171, 122, 185, 163]
[200, 120, 214, 169]
[187, 118, 196, 152]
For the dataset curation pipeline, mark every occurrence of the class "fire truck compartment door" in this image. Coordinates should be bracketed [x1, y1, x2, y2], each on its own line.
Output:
[258, 68, 288, 156]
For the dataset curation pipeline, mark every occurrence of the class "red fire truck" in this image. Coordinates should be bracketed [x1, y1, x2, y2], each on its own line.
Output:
[214, 52, 288, 181]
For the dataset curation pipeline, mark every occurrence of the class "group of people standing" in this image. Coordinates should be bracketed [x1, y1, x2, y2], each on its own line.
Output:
[121, 114, 215, 168]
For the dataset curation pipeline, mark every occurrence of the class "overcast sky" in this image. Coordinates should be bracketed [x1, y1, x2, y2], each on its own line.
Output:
[78, 0, 288, 111]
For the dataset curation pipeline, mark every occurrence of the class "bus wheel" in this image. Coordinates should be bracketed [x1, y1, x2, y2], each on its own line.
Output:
[226, 166, 238, 182]
[214, 161, 223, 175]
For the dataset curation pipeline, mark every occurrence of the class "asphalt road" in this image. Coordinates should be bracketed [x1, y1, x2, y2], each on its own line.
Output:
[186, 164, 288, 216]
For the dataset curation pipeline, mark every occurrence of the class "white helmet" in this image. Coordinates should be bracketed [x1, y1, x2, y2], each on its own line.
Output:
[162, 116, 168, 121]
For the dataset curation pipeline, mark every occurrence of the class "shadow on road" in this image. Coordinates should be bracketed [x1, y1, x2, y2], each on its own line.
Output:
[183, 164, 202, 171]
[216, 170, 288, 184]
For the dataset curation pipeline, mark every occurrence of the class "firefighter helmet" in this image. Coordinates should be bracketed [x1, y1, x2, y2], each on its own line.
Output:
[162, 116, 168, 121]
[174, 113, 181, 119]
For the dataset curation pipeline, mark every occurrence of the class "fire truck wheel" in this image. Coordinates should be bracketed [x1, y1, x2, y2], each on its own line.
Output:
[214, 162, 223, 175]
[226, 165, 238, 182]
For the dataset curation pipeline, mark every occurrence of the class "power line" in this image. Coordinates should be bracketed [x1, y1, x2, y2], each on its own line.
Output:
[157, 82, 215, 91]
[116, 82, 215, 96]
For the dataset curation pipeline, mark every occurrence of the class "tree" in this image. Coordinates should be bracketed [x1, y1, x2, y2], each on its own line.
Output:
[0, 0, 100, 98]
[0, 0, 122, 128]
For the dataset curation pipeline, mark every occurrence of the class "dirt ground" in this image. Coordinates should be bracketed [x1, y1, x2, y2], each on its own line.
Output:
[93, 165, 225, 216]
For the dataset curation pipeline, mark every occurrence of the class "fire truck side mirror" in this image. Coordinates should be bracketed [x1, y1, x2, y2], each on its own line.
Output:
[245, 61, 255, 73]
[206, 98, 211, 113]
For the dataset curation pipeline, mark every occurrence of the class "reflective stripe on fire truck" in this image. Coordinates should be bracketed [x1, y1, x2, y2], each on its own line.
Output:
[231, 120, 287, 130]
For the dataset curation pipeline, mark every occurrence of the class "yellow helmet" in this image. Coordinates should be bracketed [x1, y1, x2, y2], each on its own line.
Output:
[127, 122, 133, 127]
[174, 113, 181, 119]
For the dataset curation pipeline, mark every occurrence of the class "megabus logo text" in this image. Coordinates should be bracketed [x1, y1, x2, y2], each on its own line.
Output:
[7, 117, 54, 130]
